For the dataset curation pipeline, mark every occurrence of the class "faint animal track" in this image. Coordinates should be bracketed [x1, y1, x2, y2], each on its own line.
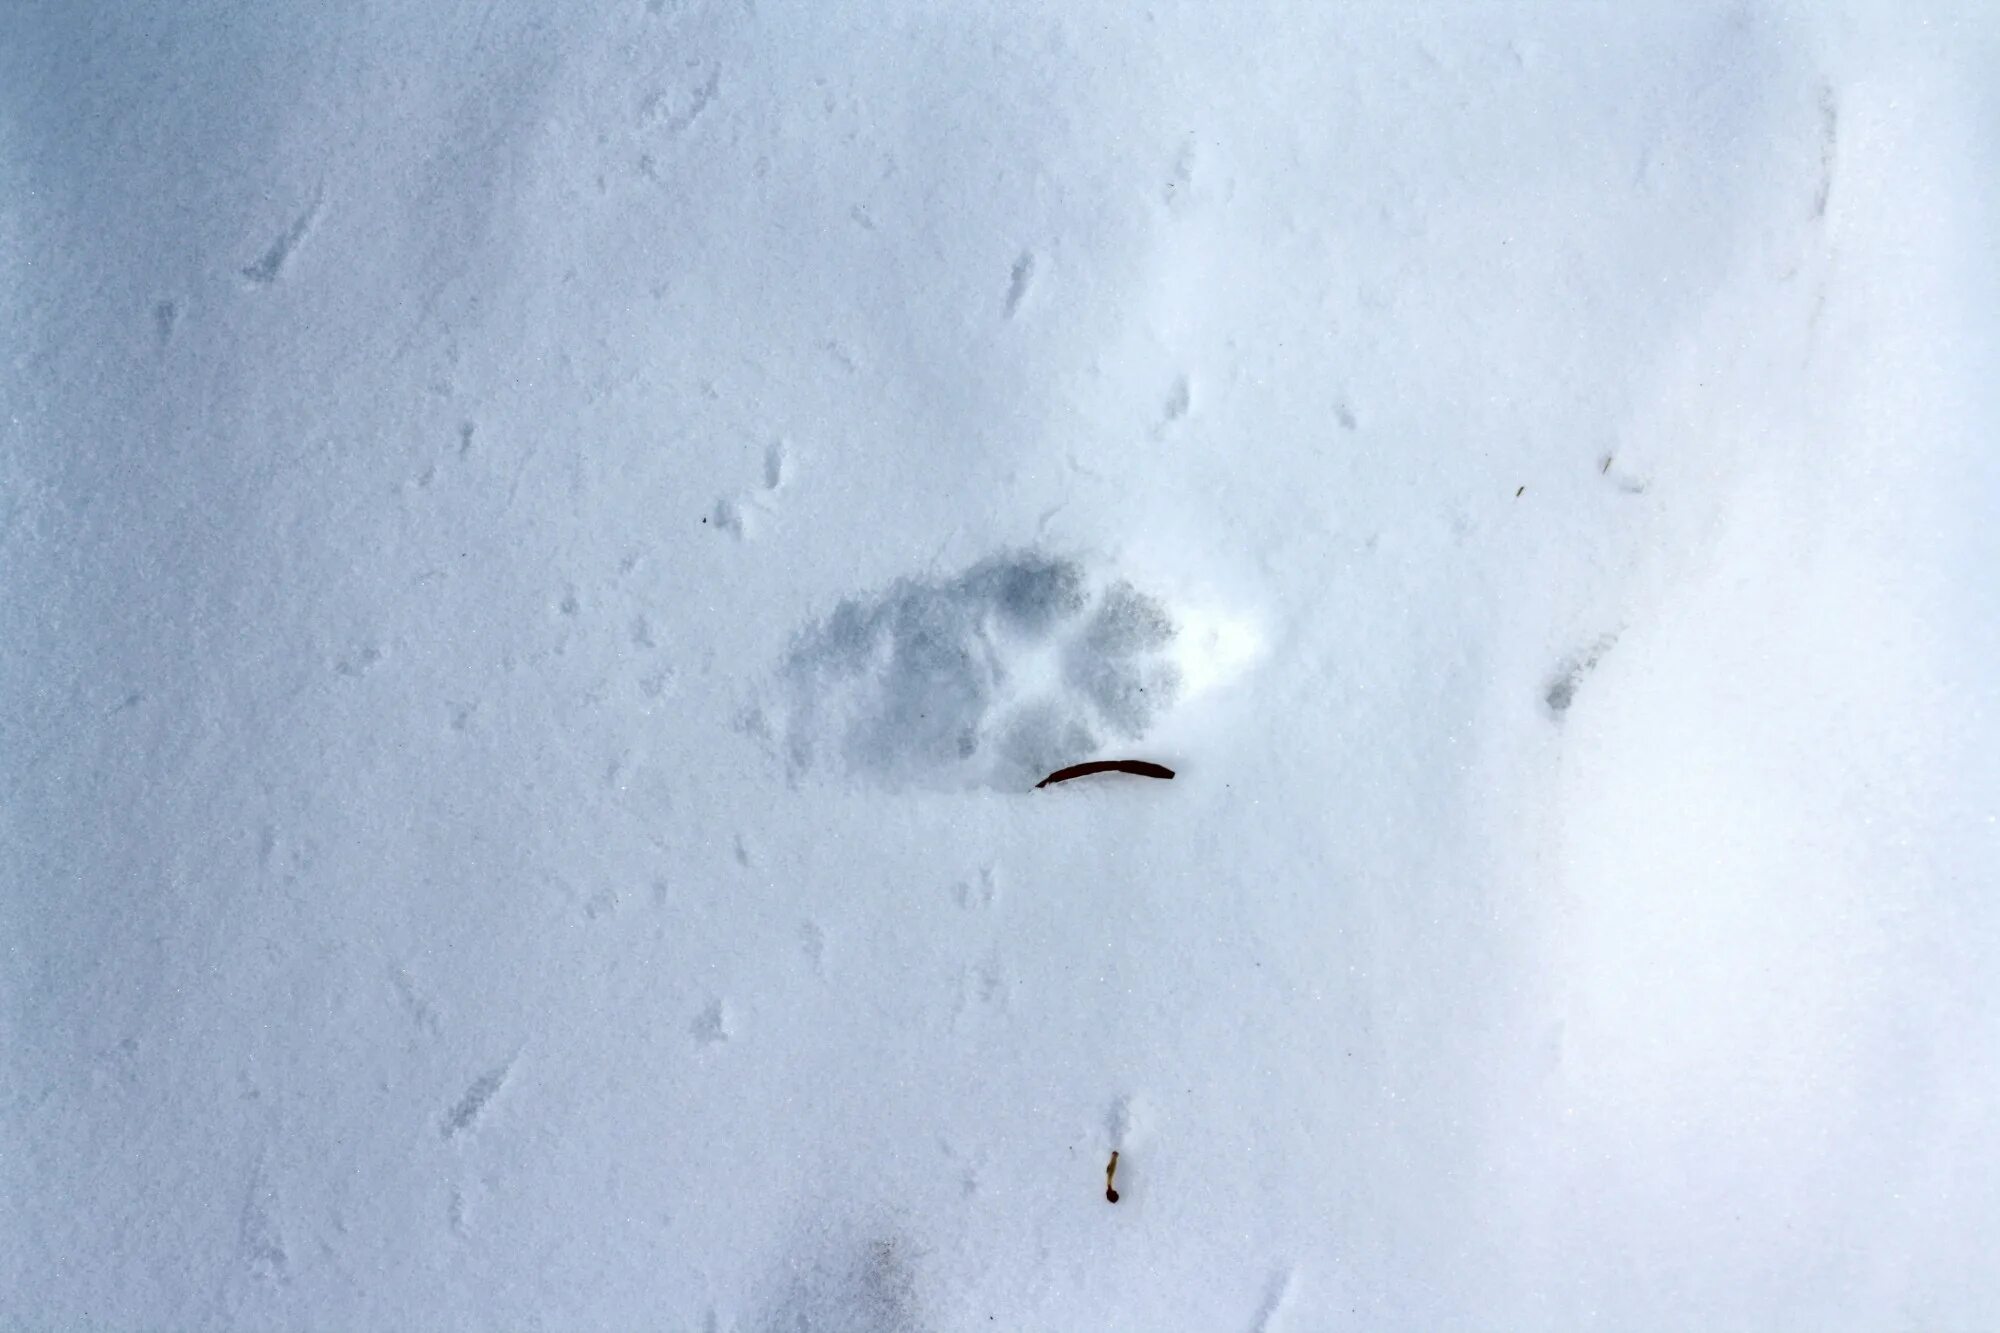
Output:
[89, 1035, 140, 1092]
[800, 922, 827, 973]
[1107, 1094, 1144, 1148]
[765, 552, 1183, 790]
[1163, 136, 1233, 213]
[389, 962, 441, 1036]
[153, 299, 180, 349]
[711, 496, 750, 538]
[440, 1056, 516, 1139]
[937, 1137, 986, 1196]
[1157, 374, 1193, 434]
[638, 65, 720, 139]
[1164, 139, 1198, 210]
[820, 337, 867, 375]
[952, 956, 1007, 1023]
[1249, 1267, 1299, 1333]
[1598, 452, 1648, 494]
[256, 827, 317, 883]
[953, 865, 1000, 910]
[691, 999, 732, 1046]
[711, 441, 791, 539]
[335, 645, 382, 677]
[638, 666, 677, 701]
[1813, 83, 1838, 220]
[1003, 250, 1037, 318]
[1545, 634, 1618, 717]
[760, 1230, 927, 1333]
[241, 183, 325, 287]
[238, 1157, 288, 1280]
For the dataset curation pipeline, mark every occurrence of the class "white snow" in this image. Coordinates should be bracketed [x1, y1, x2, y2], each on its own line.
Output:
[5, 1, 1998, 1328]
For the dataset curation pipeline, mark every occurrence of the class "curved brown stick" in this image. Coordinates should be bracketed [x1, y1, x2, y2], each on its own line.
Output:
[1034, 759, 1175, 789]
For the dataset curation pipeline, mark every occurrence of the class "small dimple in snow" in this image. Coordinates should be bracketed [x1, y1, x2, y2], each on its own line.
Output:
[389, 962, 440, 1036]
[1546, 634, 1617, 717]
[239, 1159, 287, 1279]
[241, 184, 324, 287]
[440, 1057, 515, 1139]
[691, 999, 732, 1045]
[336, 645, 382, 677]
[1004, 250, 1036, 318]
[639, 66, 720, 137]
[1107, 1093, 1143, 1147]
[711, 496, 746, 537]
[1249, 1266, 1299, 1333]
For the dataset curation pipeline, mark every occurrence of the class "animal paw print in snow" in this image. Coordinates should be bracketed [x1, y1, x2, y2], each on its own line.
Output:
[769, 553, 1183, 790]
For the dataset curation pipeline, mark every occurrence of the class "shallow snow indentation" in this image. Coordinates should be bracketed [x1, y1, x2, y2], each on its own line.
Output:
[763, 552, 1205, 790]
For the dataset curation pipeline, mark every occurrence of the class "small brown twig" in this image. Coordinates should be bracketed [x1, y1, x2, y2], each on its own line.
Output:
[1035, 760, 1175, 789]
[1105, 1150, 1121, 1204]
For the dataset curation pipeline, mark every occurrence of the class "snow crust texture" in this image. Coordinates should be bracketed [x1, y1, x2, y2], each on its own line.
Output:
[768, 552, 1181, 790]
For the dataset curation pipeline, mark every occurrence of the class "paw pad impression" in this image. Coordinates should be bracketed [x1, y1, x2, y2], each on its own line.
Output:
[767, 552, 1193, 790]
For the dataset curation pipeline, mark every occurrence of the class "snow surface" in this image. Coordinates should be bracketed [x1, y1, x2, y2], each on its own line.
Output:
[5, 1, 1999, 1327]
